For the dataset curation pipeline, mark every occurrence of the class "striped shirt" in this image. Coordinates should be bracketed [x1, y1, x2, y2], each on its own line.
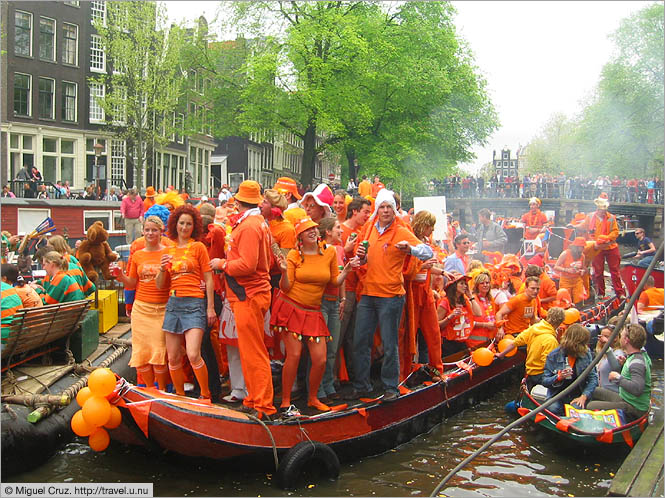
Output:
[40, 271, 85, 305]
[1, 282, 24, 340]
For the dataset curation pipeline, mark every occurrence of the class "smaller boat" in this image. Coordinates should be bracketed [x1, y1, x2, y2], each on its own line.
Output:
[511, 381, 649, 449]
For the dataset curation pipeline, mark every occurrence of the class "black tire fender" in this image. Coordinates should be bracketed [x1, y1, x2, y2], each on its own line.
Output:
[276, 440, 340, 489]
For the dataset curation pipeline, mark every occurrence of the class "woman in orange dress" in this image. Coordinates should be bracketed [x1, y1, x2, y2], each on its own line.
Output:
[156, 205, 216, 399]
[113, 216, 170, 389]
[271, 217, 356, 414]
[466, 269, 498, 349]
[437, 273, 482, 356]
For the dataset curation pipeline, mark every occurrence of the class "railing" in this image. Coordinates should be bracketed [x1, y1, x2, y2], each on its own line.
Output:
[6, 180, 130, 201]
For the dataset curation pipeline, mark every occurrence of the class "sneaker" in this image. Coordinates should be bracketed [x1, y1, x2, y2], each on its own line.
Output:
[382, 392, 399, 403]
[279, 405, 301, 418]
[222, 394, 244, 403]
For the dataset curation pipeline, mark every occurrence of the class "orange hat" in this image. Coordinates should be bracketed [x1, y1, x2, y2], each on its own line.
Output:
[294, 217, 318, 238]
[573, 213, 587, 222]
[274, 177, 301, 200]
[571, 236, 586, 247]
[556, 288, 572, 309]
[145, 186, 157, 198]
[234, 180, 263, 204]
[444, 272, 471, 289]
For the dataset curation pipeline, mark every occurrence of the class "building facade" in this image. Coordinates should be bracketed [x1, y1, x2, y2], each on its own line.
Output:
[492, 148, 519, 179]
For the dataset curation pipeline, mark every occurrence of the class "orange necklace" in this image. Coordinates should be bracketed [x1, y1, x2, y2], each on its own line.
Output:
[169, 238, 194, 272]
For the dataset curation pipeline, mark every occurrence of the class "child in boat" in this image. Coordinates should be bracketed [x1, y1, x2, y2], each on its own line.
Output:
[541, 324, 599, 415]
[588, 324, 651, 421]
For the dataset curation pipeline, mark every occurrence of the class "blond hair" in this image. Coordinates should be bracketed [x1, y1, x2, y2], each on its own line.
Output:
[411, 210, 436, 240]
[49, 235, 74, 256]
[144, 215, 165, 230]
[42, 251, 68, 270]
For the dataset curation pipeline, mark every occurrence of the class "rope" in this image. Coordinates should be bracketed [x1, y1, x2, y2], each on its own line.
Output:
[430, 241, 664, 497]
[246, 413, 279, 472]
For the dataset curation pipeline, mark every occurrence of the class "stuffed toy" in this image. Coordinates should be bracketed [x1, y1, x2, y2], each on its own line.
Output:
[76, 221, 118, 283]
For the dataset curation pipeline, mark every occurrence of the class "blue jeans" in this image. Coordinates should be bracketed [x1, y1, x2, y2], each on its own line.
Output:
[638, 256, 654, 268]
[352, 295, 405, 394]
[318, 298, 341, 397]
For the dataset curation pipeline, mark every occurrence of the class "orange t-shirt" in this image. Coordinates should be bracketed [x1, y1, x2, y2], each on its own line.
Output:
[167, 240, 210, 298]
[15, 285, 43, 308]
[520, 210, 548, 240]
[359, 220, 422, 298]
[285, 245, 339, 308]
[129, 248, 170, 304]
[341, 223, 361, 293]
[504, 293, 538, 335]
[438, 295, 474, 342]
[371, 182, 385, 197]
[639, 287, 664, 308]
[518, 273, 557, 310]
[358, 180, 372, 198]
[270, 218, 296, 250]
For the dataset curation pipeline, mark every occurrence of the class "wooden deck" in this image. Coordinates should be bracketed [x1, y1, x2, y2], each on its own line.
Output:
[608, 408, 664, 497]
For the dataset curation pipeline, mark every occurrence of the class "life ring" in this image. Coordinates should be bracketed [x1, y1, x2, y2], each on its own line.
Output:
[276, 440, 340, 489]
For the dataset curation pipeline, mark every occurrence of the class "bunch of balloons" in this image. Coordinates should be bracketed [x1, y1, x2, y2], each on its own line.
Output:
[70, 368, 121, 452]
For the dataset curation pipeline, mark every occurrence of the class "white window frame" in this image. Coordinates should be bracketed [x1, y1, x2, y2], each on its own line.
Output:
[38, 77, 55, 120]
[14, 72, 32, 117]
[62, 81, 77, 122]
[112, 86, 127, 125]
[18, 209, 51, 236]
[84, 210, 118, 233]
[64, 1, 80, 6]
[177, 113, 184, 144]
[15, 10, 33, 57]
[111, 139, 126, 184]
[39, 16, 56, 62]
[62, 22, 78, 66]
[90, 34, 105, 72]
[90, 1, 106, 25]
[89, 82, 105, 123]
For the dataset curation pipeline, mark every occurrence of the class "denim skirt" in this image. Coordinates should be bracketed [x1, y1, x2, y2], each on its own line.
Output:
[162, 295, 206, 334]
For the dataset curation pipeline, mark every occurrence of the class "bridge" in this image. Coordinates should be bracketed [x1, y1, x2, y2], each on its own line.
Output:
[444, 197, 663, 242]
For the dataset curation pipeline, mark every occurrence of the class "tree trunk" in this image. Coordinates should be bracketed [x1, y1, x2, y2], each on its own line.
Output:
[345, 148, 356, 184]
[300, 120, 317, 188]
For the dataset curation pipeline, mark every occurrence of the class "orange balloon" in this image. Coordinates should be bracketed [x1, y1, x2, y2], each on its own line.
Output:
[503, 334, 515, 341]
[71, 409, 95, 437]
[103, 405, 122, 430]
[472, 347, 494, 367]
[564, 308, 581, 325]
[88, 427, 110, 452]
[82, 396, 111, 427]
[88, 368, 116, 398]
[498, 338, 516, 357]
[76, 386, 92, 407]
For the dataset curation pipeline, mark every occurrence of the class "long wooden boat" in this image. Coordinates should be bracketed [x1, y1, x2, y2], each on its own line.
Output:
[1, 323, 133, 479]
[514, 381, 649, 449]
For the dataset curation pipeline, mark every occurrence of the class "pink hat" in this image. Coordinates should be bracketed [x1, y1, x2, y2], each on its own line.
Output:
[301, 184, 334, 215]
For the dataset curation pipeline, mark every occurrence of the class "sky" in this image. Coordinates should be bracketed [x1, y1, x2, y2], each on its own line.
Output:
[164, 1, 651, 174]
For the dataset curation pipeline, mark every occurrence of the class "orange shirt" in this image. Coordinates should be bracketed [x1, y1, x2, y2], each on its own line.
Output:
[143, 197, 156, 211]
[581, 212, 619, 250]
[521, 210, 548, 240]
[341, 223, 361, 293]
[323, 244, 345, 299]
[270, 218, 296, 250]
[167, 240, 210, 299]
[224, 212, 272, 302]
[14, 285, 43, 308]
[371, 182, 385, 197]
[358, 180, 372, 198]
[285, 245, 339, 308]
[129, 248, 170, 304]
[518, 273, 557, 310]
[438, 295, 474, 342]
[504, 293, 538, 335]
[639, 287, 664, 309]
[359, 220, 422, 298]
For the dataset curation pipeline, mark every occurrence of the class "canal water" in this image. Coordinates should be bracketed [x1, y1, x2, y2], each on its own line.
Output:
[9, 360, 663, 497]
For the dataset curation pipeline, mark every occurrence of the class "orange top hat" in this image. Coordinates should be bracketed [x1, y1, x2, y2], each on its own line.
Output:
[294, 217, 318, 238]
[234, 180, 263, 204]
[274, 177, 302, 200]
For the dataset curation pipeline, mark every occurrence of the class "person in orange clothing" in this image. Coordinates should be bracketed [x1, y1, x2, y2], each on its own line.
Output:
[113, 216, 171, 390]
[156, 204, 215, 400]
[271, 217, 356, 414]
[437, 273, 483, 356]
[553, 236, 587, 306]
[466, 268, 498, 349]
[332, 190, 348, 224]
[357, 175, 372, 198]
[518, 265, 557, 312]
[371, 175, 385, 197]
[402, 210, 444, 377]
[1, 264, 42, 308]
[521, 197, 548, 240]
[637, 276, 664, 313]
[275, 177, 305, 226]
[346, 188, 434, 401]
[573, 192, 623, 298]
[495, 275, 541, 336]
[210, 181, 276, 420]
[143, 186, 157, 211]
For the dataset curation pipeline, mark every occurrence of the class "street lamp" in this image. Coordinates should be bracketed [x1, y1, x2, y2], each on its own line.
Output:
[94, 141, 104, 200]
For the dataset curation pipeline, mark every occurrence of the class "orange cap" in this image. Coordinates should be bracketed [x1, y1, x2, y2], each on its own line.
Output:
[274, 177, 301, 200]
[294, 217, 318, 238]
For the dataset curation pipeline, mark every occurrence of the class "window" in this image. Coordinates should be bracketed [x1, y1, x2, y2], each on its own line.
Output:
[111, 140, 126, 184]
[89, 83, 105, 122]
[62, 23, 78, 65]
[8, 133, 35, 182]
[39, 17, 55, 61]
[14, 73, 31, 116]
[170, 111, 176, 141]
[18, 209, 51, 236]
[90, 34, 105, 72]
[42, 138, 76, 184]
[176, 113, 184, 143]
[62, 81, 77, 122]
[15, 11, 32, 57]
[84, 211, 112, 232]
[91, 1, 106, 25]
[38, 78, 55, 119]
[64, 1, 80, 6]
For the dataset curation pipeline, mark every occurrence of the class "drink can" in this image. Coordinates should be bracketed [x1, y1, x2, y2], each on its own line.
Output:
[362, 240, 370, 250]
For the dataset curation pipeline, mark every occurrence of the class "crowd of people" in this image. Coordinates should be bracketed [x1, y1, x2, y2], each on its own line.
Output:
[427, 173, 663, 204]
[1, 175, 660, 424]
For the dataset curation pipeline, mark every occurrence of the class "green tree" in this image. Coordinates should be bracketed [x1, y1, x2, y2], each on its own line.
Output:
[91, 1, 186, 191]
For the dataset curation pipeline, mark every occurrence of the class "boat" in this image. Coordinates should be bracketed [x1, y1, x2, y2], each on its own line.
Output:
[620, 263, 664, 295]
[513, 380, 649, 449]
[1, 320, 133, 479]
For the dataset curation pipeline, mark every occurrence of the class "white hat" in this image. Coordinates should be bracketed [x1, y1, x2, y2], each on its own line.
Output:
[300, 184, 334, 216]
[371, 188, 397, 220]
[201, 195, 209, 202]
